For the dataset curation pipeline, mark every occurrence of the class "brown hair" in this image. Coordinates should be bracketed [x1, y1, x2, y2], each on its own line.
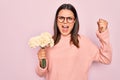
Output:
[53, 3, 80, 48]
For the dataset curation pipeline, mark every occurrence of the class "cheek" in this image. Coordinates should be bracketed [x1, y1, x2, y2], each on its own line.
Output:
[69, 23, 75, 30]
[57, 22, 62, 29]
[57, 22, 60, 27]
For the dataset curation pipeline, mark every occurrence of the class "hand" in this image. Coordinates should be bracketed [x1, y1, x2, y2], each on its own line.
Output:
[38, 48, 46, 60]
[37, 48, 47, 69]
[97, 18, 108, 33]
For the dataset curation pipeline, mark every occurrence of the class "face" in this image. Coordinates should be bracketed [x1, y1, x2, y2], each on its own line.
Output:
[57, 9, 75, 36]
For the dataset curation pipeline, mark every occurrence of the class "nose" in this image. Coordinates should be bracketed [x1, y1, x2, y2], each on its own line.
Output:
[63, 18, 67, 23]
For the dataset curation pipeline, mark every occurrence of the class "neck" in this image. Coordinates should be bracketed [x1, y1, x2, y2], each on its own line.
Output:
[61, 34, 71, 38]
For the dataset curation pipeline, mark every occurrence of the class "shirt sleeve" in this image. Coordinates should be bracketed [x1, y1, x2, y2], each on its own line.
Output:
[35, 58, 48, 77]
[93, 28, 112, 64]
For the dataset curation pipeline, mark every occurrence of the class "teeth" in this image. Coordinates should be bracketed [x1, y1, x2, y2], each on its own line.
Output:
[62, 26, 69, 28]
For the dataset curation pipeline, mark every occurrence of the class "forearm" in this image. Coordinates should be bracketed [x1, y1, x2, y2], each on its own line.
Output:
[95, 29, 112, 64]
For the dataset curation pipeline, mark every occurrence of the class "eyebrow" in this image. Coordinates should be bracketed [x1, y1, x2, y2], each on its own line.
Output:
[58, 15, 75, 17]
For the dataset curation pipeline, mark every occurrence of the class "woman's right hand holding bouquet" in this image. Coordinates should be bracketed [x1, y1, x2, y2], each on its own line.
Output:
[28, 32, 54, 68]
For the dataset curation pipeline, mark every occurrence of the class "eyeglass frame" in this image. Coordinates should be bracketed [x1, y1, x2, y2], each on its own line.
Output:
[57, 16, 75, 23]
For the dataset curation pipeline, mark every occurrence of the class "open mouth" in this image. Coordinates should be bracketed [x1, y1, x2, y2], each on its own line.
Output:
[62, 25, 69, 32]
[62, 25, 69, 28]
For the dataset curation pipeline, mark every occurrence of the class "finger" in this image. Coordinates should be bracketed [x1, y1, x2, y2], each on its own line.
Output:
[99, 26, 103, 31]
[98, 19, 108, 26]
[99, 19, 108, 24]
[97, 21, 104, 27]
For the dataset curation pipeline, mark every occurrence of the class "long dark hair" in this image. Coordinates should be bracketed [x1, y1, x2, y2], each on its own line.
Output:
[53, 3, 80, 48]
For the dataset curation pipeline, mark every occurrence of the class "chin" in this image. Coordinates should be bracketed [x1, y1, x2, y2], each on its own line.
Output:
[61, 32, 70, 36]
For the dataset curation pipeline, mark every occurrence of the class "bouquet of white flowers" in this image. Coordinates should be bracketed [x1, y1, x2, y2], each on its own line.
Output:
[28, 32, 54, 48]
[28, 32, 54, 68]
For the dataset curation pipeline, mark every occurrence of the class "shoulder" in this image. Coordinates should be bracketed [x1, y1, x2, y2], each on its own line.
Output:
[78, 34, 91, 43]
[78, 34, 97, 48]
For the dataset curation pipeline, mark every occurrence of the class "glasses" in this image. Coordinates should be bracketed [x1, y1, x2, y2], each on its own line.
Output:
[57, 16, 75, 23]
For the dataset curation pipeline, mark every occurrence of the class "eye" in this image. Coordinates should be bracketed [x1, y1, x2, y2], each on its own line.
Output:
[58, 16, 64, 20]
[67, 17, 73, 20]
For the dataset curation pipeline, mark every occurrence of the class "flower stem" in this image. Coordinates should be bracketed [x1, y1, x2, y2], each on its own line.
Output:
[40, 59, 46, 69]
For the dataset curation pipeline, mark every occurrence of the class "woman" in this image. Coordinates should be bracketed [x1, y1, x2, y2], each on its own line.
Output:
[36, 3, 112, 80]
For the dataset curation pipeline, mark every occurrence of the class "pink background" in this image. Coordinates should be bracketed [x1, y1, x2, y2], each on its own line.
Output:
[0, 0, 120, 80]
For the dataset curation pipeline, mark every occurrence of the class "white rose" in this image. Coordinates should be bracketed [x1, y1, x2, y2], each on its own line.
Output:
[28, 32, 54, 48]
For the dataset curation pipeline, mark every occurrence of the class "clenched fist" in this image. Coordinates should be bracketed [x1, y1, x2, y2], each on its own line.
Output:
[97, 19, 108, 33]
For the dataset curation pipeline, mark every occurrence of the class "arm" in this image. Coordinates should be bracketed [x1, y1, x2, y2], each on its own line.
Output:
[94, 28, 112, 64]
[93, 19, 112, 64]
